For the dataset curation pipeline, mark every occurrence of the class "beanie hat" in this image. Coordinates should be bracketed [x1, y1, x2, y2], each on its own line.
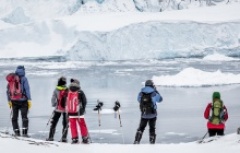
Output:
[145, 80, 154, 87]
[212, 92, 221, 99]
[69, 81, 80, 92]
[69, 82, 80, 88]
[58, 76, 66, 86]
[69, 78, 80, 91]
[70, 78, 80, 85]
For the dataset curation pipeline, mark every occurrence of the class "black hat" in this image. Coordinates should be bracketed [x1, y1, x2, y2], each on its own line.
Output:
[145, 80, 154, 87]
[58, 76, 66, 86]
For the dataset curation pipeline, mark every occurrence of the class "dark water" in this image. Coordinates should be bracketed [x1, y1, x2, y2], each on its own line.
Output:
[0, 58, 240, 144]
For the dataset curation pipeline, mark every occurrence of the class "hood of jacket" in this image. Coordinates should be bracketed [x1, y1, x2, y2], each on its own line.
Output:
[15, 66, 25, 77]
[141, 86, 155, 94]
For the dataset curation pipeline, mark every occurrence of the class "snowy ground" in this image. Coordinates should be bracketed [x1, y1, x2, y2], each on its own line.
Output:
[0, 132, 240, 153]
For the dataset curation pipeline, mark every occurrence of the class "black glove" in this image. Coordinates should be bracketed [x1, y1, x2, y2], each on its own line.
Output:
[80, 107, 85, 115]
[113, 101, 120, 111]
[93, 102, 103, 111]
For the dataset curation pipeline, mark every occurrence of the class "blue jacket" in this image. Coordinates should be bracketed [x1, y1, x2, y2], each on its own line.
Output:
[6, 66, 31, 102]
[137, 86, 163, 119]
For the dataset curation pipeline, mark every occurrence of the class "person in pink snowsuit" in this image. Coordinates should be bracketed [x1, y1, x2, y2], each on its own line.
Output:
[66, 78, 90, 144]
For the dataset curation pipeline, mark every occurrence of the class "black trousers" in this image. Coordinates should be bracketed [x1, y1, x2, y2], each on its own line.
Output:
[208, 129, 224, 137]
[48, 111, 68, 139]
[11, 101, 28, 132]
[50, 111, 68, 130]
[137, 117, 157, 135]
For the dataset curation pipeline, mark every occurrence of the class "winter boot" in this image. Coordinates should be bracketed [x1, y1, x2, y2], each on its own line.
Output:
[149, 133, 156, 144]
[82, 136, 90, 144]
[13, 129, 20, 137]
[71, 138, 79, 144]
[46, 128, 55, 141]
[59, 138, 68, 143]
[22, 128, 30, 138]
[133, 131, 142, 144]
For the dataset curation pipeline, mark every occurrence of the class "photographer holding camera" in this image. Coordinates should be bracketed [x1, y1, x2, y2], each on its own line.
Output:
[134, 80, 163, 144]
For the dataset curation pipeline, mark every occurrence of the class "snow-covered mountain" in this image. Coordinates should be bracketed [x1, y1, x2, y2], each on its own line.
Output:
[0, 3, 240, 60]
[0, 0, 239, 22]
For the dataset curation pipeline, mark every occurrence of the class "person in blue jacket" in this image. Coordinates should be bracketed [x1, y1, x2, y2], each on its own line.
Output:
[6, 65, 32, 137]
[134, 80, 163, 144]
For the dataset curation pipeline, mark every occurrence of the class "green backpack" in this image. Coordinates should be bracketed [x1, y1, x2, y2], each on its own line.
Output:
[210, 100, 224, 125]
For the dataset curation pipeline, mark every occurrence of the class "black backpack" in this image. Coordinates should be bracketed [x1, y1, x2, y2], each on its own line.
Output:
[140, 92, 154, 114]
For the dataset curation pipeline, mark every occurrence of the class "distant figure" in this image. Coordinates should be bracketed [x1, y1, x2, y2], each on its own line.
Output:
[6, 65, 32, 137]
[46, 76, 68, 142]
[204, 92, 228, 137]
[66, 78, 90, 144]
[134, 80, 163, 144]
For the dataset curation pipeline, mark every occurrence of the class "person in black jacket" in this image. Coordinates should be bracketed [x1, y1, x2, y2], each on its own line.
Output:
[66, 78, 89, 144]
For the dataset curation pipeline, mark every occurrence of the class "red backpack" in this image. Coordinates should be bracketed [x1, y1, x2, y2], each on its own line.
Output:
[56, 90, 67, 111]
[6, 73, 24, 101]
[66, 91, 80, 113]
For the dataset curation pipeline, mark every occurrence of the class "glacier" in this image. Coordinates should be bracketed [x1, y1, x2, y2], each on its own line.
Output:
[0, 2, 240, 60]
[66, 21, 240, 60]
[0, 20, 240, 60]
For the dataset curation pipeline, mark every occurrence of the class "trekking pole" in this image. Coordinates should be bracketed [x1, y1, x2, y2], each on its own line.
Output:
[46, 111, 55, 127]
[113, 101, 124, 144]
[198, 131, 208, 143]
[93, 100, 103, 127]
[6, 109, 13, 134]
[117, 110, 122, 127]
[93, 100, 103, 143]
[113, 101, 122, 127]
[41, 110, 55, 140]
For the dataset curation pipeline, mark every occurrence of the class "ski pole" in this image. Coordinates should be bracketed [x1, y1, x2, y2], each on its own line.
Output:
[198, 131, 208, 143]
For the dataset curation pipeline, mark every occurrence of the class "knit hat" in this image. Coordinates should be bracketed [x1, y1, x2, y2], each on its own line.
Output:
[69, 82, 80, 88]
[145, 80, 154, 87]
[58, 76, 66, 86]
[212, 92, 221, 99]
[70, 78, 80, 85]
